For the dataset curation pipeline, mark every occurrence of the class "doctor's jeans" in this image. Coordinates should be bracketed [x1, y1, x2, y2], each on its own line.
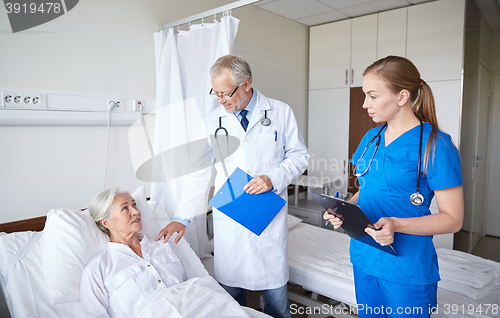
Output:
[220, 283, 292, 318]
[353, 266, 437, 317]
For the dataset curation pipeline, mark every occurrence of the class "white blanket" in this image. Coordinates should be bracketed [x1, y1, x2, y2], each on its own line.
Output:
[436, 248, 500, 300]
[437, 248, 500, 275]
[439, 263, 499, 289]
[438, 279, 498, 301]
[137, 276, 251, 318]
[436, 248, 500, 299]
[288, 222, 353, 280]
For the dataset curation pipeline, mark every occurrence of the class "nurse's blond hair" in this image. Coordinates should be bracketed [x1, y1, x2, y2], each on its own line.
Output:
[363, 56, 438, 173]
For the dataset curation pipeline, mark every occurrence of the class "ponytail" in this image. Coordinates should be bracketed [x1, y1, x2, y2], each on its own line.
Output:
[412, 80, 438, 173]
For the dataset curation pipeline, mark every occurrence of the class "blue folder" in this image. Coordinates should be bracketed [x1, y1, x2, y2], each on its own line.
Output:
[209, 167, 286, 236]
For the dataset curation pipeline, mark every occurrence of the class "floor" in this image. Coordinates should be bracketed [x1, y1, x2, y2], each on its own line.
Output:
[246, 284, 335, 318]
[454, 230, 500, 262]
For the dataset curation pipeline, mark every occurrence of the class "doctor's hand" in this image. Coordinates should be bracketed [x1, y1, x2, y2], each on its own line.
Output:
[323, 209, 343, 229]
[155, 221, 186, 244]
[244, 175, 273, 194]
[365, 217, 395, 246]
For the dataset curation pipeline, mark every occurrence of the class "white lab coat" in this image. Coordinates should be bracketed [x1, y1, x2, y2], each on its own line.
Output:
[177, 89, 309, 290]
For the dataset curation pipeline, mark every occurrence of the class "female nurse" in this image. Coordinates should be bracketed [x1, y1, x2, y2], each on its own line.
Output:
[324, 56, 464, 317]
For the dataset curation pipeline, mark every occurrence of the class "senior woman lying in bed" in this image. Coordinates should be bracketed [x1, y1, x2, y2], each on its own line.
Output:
[79, 188, 189, 317]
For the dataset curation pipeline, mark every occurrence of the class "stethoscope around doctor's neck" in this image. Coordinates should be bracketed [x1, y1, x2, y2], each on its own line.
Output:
[214, 109, 271, 138]
[354, 120, 425, 206]
[213, 109, 271, 179]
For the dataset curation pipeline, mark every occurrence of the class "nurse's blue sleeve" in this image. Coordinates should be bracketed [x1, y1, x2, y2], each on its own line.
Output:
[426, 132, 462, 190]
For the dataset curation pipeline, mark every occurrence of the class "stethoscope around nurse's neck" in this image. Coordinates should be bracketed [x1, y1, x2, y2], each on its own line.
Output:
[353, 120, 425, 206]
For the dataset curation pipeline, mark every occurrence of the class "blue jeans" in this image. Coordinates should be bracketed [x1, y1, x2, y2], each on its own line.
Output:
[353, 266, 438, 317]
[220, 283, 291, 318]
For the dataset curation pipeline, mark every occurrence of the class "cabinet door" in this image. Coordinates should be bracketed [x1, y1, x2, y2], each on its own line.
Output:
[407, 0, 465, 81]
[351, 14, 378, 87]
[308, 88, 349, 194]
[309, 20, 351, 90]
[378, 7, 407, 59]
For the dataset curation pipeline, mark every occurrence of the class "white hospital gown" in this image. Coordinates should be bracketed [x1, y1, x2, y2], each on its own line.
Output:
[80, 234, 186, 318]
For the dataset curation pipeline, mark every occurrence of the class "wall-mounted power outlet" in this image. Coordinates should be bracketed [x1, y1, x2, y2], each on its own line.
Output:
[133, 100, 145, 111]
[1, 91, 43, 109]
[106, 98, 126, 111]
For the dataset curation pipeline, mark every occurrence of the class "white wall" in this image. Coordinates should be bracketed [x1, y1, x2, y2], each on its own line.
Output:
[0, 0, 309, 223]
[232, 5, 309, 138]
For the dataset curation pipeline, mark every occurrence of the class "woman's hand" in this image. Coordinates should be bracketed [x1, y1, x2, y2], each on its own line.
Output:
[323, 209, 343, 229]
[365, 217, 395, 246]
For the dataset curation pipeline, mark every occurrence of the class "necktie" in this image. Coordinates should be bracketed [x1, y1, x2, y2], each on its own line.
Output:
[240, 109, 249, 131]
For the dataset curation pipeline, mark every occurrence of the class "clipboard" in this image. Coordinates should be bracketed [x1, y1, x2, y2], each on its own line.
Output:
[311, 193, 397, 256]
[209, 167, 286, 236]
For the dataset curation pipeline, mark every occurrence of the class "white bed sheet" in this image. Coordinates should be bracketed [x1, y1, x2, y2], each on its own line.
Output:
[287, 220, 500, 318]
[288, 222, 356, 306]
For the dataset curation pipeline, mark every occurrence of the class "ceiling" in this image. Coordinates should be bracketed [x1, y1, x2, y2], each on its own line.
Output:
[252, 0, 500, 32]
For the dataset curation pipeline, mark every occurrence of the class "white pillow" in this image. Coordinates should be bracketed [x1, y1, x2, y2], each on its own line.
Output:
[41, 187, 153, 304]
[42, 208, 109, 304]
[287, 213, 303, 230]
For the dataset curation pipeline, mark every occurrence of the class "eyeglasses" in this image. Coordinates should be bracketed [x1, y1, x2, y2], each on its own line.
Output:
[209, 86, 239, 100]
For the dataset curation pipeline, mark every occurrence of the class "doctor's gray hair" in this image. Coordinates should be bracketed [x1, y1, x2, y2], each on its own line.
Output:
[210, 55, 252, 86]
[88, 187, 127, 236]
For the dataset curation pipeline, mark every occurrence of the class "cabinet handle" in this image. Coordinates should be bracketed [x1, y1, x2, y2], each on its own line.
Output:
[345, 69, 348, 85]
[343, 159, 346, 175]
[351, 69, 354, 84]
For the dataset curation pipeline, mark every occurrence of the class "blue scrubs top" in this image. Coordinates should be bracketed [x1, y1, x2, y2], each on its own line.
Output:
[350, 122, 462, 285]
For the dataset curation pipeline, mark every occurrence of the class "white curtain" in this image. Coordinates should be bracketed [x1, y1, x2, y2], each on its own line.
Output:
[151, 15, 240, 258]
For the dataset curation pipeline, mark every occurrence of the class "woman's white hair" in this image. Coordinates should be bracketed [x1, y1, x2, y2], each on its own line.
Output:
[88, 187, 127, 236]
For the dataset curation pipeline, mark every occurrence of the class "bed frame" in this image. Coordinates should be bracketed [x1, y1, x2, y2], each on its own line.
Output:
[0, 216, 46, 234]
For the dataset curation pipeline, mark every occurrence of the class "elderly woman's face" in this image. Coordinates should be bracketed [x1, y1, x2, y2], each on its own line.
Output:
[106, 193, 142, 239]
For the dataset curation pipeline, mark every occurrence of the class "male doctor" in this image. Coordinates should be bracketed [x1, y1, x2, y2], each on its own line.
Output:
[157, 55, 310, 318]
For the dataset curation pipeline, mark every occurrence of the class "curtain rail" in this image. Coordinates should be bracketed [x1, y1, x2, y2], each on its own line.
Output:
[161, 0, 260, 30]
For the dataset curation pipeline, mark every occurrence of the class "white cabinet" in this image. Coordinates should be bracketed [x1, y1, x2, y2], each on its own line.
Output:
[309, 20, 350, 90]
[309, 13, 377, 89]
[351, 14, 378, 87]
[308, 88, 349, 194]
[407, 0, 466, 81]
[377, 7, 407, 59]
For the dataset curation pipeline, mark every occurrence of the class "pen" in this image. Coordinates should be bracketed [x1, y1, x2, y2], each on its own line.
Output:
[274, 130, 277, 142]
[325, 192, 340, 226]
[388, 244, 398, 256]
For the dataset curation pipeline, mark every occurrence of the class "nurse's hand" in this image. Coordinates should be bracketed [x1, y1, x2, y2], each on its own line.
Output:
[323, 209, 343, 229]
[365, 217, 395, 246]
[156, 221, 186, 244]
[244, 175, 273, 194]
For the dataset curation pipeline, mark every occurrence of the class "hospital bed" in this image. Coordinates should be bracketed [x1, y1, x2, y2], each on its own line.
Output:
[286, 214, 500, 318]
[0, 187, 270, 318]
